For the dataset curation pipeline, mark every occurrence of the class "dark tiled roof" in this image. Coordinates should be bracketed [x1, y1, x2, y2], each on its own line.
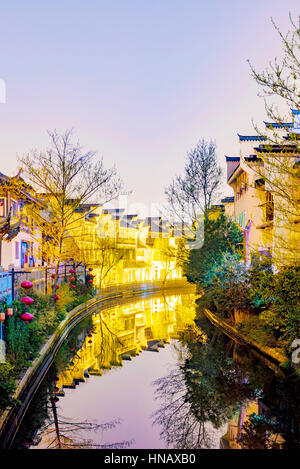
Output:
[225, 156, 240, 162]
[0, 171, 9, 182]
[102, 208, 125, 214]
[123, 214, 138, 219]
[264, 122, 293, 129]
[221, 196, 234, 203]
[254, 144, 299, 153]
[238, 134, 267, 142]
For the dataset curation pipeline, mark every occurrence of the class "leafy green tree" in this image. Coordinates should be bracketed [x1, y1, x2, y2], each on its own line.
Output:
[186, 214, 243, 287]
[257, 265, 300, 344]
[239, 413, 283, 449]
[197, 252, 251, 320]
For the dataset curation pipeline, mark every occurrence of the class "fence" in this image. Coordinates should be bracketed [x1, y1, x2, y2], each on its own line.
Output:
[0, 264, 86, 304]
[0, 269, 13, 304]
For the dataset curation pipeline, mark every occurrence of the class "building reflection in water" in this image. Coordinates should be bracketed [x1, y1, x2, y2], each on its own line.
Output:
[14, 291, 299, 450]
[55, 292, 197, 393]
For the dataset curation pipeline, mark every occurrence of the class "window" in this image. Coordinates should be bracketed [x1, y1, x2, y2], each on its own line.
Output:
[266, 191, 274, 222]
[15, 242, 19, 260]
[0, 198, 5, 217]
[236, 211, 246, 228]
[235, 172, 248, 200]
[11, 200, 18, 217]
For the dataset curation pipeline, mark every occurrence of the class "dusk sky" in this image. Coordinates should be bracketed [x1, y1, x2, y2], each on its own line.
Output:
[0, 1, 299, 215]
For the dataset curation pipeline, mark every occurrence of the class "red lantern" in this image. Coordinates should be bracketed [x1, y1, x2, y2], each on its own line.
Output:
[20, 312, 34, 322]
[21, 296, 34, 307]
[88, 328, 93, 332]
[88, 274, 93, 279]
[69, 268, 75, 274]
[88, 268, 93, 271]
[88, 340, 92, 344]
[54, 294, 59, 301]
[51, 273, 56, 279]
[70, 347, 75, 352]
[70, 277, 75, 282]
[88, 334, 92, 338]
[0, 312, 5, 322]
[88, 279, 93, 284]
[21, 280, 33, 290]
[70, 285, 75, 289]
[7, 308, 13, 316]
[53, 397, 59, 403]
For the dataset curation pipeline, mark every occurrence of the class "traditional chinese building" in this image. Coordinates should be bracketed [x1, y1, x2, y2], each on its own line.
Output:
[225, 111, 300, 267]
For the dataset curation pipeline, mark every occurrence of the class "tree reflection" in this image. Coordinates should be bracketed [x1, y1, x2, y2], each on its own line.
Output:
[153, 320, 262, 449]
[12, 317, 131, 450]
[13, 368, 132, 449]
[153, 313, 300, 449]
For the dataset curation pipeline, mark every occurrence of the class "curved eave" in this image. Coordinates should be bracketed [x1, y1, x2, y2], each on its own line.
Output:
[238, 134, 267, 142]
[227, 164, 243, 184]
[264, 121, 293, 129]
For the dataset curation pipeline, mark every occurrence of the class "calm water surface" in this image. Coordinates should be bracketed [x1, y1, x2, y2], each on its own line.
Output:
[12, 290, 300, 449]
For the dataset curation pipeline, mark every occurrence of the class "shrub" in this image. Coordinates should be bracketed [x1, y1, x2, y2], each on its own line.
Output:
[238, 317, 277, 348]
[0, 362, 18, 412]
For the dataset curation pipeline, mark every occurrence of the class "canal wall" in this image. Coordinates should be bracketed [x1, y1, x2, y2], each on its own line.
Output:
[202, 308, 287, 372]
[0, 279, 195, 448]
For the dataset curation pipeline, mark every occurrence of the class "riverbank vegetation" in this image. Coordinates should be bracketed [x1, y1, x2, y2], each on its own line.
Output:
[0, 279, 93, 413]
[153, 313, 300, 449]
[184, 216, 300, 366]
[166, 15, 300, 371]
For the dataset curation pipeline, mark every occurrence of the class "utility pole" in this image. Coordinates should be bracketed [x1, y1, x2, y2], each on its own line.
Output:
[45, 266, 48, 295]
[11, 268, 15, 302]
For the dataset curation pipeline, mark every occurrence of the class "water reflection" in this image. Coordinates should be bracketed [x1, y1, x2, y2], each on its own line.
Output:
[13, 291, 197, 449]
[12, 292, 300, 449]
[152, 313, 300, 449]
[54, 292, 197, 391]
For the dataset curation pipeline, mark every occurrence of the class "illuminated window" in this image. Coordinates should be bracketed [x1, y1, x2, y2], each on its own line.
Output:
[235, 172, 248, 200]
[11, 200, 18, 217]
[266, 191, 274, 222]
[0, 198, 5, 217]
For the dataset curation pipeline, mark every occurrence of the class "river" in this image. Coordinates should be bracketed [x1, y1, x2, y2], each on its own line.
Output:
[11, 290, 300, 449]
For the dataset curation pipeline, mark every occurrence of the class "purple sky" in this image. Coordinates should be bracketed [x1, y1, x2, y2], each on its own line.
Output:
[0, 1, 299, 213]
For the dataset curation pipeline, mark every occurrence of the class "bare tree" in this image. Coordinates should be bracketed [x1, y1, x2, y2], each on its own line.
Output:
[17, 129, 122, 295]
[165, 139, 222, 232]
[79, 237, 125, 288]
[248, 14, 300, 126]
[247, 14, 300, 265]
[152, 369, 212, 449]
